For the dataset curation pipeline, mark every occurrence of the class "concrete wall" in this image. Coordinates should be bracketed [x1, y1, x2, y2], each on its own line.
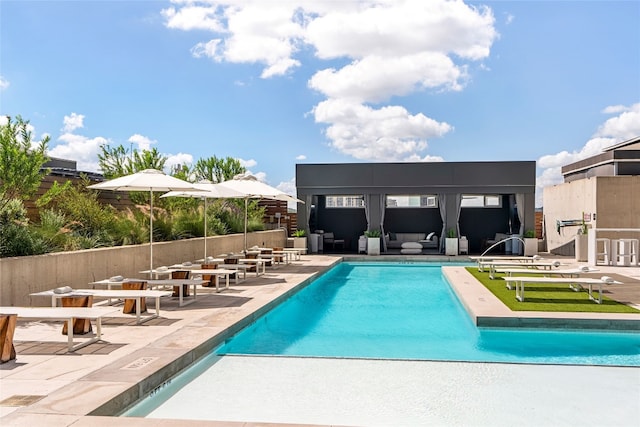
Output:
[543, 176, 640, 252]
[0, 230, 286, 307]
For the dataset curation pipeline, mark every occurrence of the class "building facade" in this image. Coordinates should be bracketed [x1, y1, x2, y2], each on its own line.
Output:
[543, 136, 640, 254]
[296, 161, 536, 254]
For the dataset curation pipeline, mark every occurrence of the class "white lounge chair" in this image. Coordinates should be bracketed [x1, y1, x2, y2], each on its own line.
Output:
[502, 275, 622, 304]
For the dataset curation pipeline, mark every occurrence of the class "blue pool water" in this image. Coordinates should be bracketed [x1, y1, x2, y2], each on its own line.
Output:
[215, 262, 640, 366]
[122, 261, 640, 418]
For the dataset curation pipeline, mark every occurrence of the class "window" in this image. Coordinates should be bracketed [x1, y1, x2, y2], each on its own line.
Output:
[386, 195, 438, 208]
[461, 194, 502, 208]
[325, 195, 364, 208]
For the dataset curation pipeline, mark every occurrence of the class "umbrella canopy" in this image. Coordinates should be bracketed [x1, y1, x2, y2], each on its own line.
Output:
[88, 169, 201, 274]
[161, 180, 245, 259]
[217, 173, 303, 251]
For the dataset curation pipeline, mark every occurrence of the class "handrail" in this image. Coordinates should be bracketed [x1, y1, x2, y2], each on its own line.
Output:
[480, 235, 525, 257]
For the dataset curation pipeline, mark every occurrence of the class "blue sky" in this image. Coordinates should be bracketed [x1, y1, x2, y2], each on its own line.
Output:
[1, 0, 639, 208]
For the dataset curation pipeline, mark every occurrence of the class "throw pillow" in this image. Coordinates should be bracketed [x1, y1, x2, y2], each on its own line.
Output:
[426, 232, 435, 240]
[390, 232, 397, 240]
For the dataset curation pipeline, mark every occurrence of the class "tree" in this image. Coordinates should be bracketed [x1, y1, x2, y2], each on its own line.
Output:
[194, 156, 245, 183]
[98, 145, 167, 178]
[0, 115, 50, 205]
[97, 144, 130, 179]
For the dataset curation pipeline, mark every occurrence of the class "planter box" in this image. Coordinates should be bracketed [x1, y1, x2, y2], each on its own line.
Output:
[574, 234, 588, 262]
[292, 237, 307, 249]
[524, 238, 538, 257]
[367, 237, 380, 255]
[445, 238, 458, 256]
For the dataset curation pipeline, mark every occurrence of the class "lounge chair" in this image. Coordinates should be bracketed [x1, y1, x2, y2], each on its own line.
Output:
[502, 275, 622, 304]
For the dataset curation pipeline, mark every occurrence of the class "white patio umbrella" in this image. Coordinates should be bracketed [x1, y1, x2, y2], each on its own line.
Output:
[160, 180, 245, 260]
[88, 169, 202, 274]
[217, 173, 304, 251]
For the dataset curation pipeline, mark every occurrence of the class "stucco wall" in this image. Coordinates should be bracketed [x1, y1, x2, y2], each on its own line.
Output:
[0, 230, 286, 307]
[543, 176, 640, 252]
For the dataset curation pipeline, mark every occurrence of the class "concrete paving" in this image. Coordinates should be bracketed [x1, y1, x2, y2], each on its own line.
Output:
[1, 254, 639, 426]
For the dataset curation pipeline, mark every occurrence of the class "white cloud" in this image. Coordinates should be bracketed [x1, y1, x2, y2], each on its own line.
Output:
[296, 154, 306, 160]
[595, 103, 640, 140]
[239, 158, 257, 168]
[314, 98, 452, 161]
[62, 113, 84, 133]
[161, 5, 225, 32]
[165, 152, 194, 172]
[128, 133, 157, 151]
[162, 0, 497, 162]
[276, 176, 300, 209]
[536, 102, 640, 207]
[0, 76, 9, 90]
[49, 132, 108, 172]
[308, 52, 465, 103]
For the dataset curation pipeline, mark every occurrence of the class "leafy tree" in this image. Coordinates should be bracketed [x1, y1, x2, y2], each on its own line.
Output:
[98, 144, 168, 178]
[97, 144, 131, 179]
[194, 156, 245, 183]
[0, 115, 50, 206]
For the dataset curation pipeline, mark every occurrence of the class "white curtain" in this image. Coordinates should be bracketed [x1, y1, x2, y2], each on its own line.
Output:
[516, 193, 525, 235]
[380, 194, 387, 252]
[438, 194, 446, 253]
[305, 194, 312, 234]
[363, 194, 371, 231]
[455, 193, 463, 238]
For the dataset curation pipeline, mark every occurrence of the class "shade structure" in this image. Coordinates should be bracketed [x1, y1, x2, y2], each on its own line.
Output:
[160, 180, 245, 259]
[88, 169, 201, 274]
[217, 173, 304, 251]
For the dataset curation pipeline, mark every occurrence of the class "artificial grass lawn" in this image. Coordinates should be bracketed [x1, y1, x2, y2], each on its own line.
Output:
[465, 267, 640, 313]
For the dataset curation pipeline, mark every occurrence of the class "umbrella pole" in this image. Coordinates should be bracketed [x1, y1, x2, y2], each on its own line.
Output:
[244, 197, 248, 252]
[149, 189, 154, 278]
[204, 198, 207, 260]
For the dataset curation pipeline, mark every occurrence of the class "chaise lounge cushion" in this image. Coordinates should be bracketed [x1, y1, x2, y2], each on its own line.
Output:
[400, 241, 423, 254]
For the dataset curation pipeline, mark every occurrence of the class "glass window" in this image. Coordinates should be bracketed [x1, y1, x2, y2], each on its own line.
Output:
[325, 195, 364, 208]
[386, 195, 438, 208]
[461, 194, 502, 208]
[485, 195, 501, 207]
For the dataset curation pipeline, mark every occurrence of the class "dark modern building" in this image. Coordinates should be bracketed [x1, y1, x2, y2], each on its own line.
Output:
[296, 161, 537, 254]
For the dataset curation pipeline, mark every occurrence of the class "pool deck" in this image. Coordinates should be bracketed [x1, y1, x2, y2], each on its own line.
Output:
[1, 254, 639, 426]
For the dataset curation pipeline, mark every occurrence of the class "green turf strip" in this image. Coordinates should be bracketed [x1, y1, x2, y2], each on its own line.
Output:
[465, 267, 640, 313]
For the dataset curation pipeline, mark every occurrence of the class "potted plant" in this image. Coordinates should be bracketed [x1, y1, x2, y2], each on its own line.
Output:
[364, 229, 381, 255]
[445, 228, 458, 255]
[574, 220, 588, 262]
[291, 229, 307, 249]
[523, 229, 538, 256]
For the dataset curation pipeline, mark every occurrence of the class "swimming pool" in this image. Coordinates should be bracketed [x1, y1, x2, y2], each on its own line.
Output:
[122, 261, 640, 420]
[214, 262, 640, 365]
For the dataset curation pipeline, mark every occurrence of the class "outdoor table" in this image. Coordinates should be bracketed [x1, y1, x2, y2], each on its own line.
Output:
[146, 279, 206, 306]
[0, 306, 119, 352]
[216, 264, 249, 282]
[31, 289, 172, 324]
[188, 268, 237, 291]
[272, 250, 292, 265]
[91, 277, 203, 307]
[283, 248, 306, 260]
[238, 258, 267, 276]
[139, 268, 179, 279]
